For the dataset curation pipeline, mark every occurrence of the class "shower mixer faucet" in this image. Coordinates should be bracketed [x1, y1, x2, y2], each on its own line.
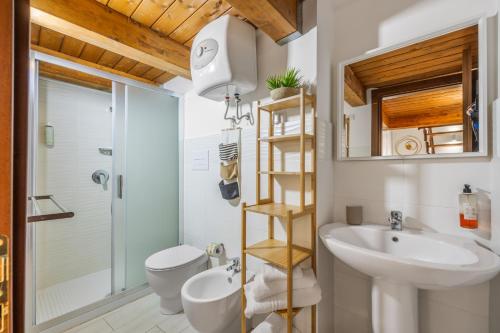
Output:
[92, 170, 109, 191]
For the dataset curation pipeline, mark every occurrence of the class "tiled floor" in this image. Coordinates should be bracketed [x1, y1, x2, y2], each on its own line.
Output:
[64, 293, 196, 333]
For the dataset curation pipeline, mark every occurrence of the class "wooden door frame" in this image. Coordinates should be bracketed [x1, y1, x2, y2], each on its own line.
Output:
[12, 0, 31, 332]
[0, 1, 14, 331]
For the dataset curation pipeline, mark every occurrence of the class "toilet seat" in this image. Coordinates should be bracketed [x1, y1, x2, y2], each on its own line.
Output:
[146, 245, 206, 271]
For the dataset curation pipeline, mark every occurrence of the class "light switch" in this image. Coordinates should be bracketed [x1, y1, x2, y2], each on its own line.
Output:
[192, 150, 209, 171]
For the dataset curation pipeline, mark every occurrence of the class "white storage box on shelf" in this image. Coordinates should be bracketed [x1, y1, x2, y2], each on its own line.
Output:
[190, 15, 257, 101]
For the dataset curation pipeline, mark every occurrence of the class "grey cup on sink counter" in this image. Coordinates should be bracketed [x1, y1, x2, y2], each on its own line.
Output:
[346, 206, 363, 225]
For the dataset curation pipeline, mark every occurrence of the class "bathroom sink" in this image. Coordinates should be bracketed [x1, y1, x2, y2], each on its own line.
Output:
[319, 223, 500, 333]
[319, 223, 500, 289]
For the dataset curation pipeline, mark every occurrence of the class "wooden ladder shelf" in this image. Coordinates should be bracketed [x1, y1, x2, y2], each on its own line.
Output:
[241, 88, 317, 333]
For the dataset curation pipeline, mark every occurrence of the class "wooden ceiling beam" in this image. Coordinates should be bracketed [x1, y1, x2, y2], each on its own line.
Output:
[39, 62, 112, 92]
[31, 44, 158, 86]
[31, 0, 191, 78]
[344, 65, 367, 107]
[226, 0, 298, 43]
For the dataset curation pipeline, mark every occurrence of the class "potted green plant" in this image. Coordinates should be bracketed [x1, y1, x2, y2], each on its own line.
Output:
[266, 68, 303, 100]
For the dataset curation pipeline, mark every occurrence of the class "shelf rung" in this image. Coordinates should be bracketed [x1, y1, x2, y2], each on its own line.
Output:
[259, 171, 313, 176]
[276, 308, 303, 319]
[259, 134, 314, 143]
[245, 203, 314, 218]
[259, 93, 313, 112]
[245, 239, 312, 269]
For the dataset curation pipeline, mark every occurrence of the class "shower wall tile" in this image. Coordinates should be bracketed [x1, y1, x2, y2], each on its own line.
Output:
[36, 79, 112, 289]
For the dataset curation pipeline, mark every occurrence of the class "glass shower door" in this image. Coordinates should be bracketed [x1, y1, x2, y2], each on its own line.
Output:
[113, 84, 180, 290]
[32, 74, 113, 324]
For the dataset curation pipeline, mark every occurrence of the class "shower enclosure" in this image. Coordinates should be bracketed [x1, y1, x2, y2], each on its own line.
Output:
[26, 52, 182, 332]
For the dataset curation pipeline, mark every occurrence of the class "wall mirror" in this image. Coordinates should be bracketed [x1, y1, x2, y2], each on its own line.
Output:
[338, 19, 488, 160]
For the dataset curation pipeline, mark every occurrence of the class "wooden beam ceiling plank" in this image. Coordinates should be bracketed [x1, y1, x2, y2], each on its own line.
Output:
[352, 35, 478, 74]
[31, 44, 158, 86]
[59, 35, 86, 57]
[131, 0, 175, 27]
[169, 0, 231, 44]
[355, 44, 478, 80]
[128, 62, 153, 76]
[31, 0, 191, 77]
[226, 0, 297, 42]
[97, 50, 123, 68]
[113, 57, 139, 72]
[363, 58, 464, 88]
[154, 71, 175, 84]
[152, 0, 207, 36]
[39, 61, 112, 92]
[79, 43, 106, 63]
[359, 53, 463, 81]
[351, 25, 478, 71]
[385, 107, 463, 129]
[38, 27, 65, 51]
[142, 67, 165, 81]
[31, 23, 41, 45]
[344, 65, 367, 107]
[107, 0, 142, 17]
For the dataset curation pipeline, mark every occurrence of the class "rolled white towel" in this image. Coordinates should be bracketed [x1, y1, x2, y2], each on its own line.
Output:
[248, 269, 316, 301]
[252, 313, 302, 333]
[245, 283, 322, 318]
[260, 263, 303, 282]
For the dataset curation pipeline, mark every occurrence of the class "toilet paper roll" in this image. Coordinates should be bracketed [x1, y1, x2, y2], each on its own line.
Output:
[206, 243, 225, 257]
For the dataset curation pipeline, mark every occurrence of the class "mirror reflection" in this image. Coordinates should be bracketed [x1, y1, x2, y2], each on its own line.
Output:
[342, 24, 480, 158]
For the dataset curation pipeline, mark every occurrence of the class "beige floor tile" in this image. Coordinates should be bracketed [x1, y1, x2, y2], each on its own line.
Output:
[64, 319, 113, 333]
[157, 313, 191, 333]
[103, 294, 160, 330]
[146, 326, 166, 333]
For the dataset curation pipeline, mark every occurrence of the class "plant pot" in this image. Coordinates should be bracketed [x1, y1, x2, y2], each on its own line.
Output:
[269, 87, 300, 100]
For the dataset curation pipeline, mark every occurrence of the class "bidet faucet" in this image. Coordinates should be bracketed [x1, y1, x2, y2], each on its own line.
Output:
[389, 210, 403, 231]
[226, 257, 241, 276]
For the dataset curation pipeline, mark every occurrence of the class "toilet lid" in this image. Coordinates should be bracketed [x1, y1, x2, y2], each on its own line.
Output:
[145, 245, 206, 271]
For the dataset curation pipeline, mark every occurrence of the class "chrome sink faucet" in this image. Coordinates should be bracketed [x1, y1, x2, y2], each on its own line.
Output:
[226, 257, 241, 276]
[389, 210, 403, 231]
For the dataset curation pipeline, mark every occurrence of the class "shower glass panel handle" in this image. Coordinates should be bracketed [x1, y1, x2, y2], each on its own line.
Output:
[117, 174, 123, 199]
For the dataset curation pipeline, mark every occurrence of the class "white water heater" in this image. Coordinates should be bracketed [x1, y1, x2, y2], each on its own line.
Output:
[190, 15, 257, 101]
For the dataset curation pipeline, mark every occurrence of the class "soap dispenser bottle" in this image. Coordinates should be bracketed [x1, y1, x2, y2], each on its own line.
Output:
[459, 184, 478, 229]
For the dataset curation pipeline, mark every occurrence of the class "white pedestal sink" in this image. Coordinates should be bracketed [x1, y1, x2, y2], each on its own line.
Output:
[319, 223, 500, 333]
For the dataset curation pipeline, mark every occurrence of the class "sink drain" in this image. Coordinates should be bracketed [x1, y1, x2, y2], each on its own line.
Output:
[392, 236, 399, 242]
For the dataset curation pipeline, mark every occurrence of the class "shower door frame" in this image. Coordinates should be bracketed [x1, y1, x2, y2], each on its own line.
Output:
[26, 50, 184, 333]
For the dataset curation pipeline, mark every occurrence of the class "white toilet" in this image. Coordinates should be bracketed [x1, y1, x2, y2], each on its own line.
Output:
[145, 244, 208, 314]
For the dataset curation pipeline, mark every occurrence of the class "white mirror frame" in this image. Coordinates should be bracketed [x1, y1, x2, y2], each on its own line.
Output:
[337, 16, 489, 161]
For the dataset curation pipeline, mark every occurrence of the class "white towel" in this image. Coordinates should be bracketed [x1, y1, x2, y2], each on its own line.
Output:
[245, 283, 322, 318]
[249, 269, 317, 301]
[252, 313, 302, 333]
[260, 263, 303, 282]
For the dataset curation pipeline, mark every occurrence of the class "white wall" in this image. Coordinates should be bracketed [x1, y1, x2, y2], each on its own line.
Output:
[181, 8, 334, 329]
[36, 78, 112, 290]
[319, 0, 500, 332]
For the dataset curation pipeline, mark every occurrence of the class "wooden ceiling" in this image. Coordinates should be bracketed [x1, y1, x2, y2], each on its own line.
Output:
[30, 0, 299, 90]
[95, 0, 242, 48]
[39, 61, 112, 91]
[32, 23, 176, 85]
[382, 85, 463, 129]
[345, 25, 478, 106]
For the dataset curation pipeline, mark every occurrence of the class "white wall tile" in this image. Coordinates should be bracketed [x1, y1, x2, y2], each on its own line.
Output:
[36, 78, 112, 289]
